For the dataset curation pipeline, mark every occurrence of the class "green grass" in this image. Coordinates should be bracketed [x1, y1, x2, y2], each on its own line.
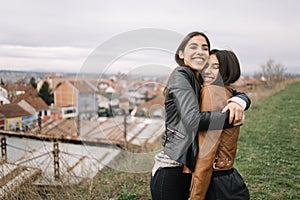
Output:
[54, 169, 152, 200]
[235, 81, 300, 199]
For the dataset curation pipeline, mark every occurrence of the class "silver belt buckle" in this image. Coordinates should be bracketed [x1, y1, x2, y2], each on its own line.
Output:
[213, 162, 217, 169]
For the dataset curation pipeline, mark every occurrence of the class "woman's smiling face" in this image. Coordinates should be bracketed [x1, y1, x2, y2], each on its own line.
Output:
[202, 54, 220, 86]
[179, 35, 209, 71]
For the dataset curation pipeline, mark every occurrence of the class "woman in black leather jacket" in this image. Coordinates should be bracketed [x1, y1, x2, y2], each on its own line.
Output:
[150, 32, 251, 200]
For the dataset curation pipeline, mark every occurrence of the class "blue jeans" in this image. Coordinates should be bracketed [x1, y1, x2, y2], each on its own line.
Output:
[150, 167, 192, 200]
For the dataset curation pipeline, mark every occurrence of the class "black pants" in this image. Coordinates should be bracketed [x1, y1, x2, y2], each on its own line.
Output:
[150, 167, 192, 200]
[205, 168, 250, 200]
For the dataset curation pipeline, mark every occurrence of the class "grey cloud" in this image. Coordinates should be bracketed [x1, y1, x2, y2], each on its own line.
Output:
[0, 0, 300, 74]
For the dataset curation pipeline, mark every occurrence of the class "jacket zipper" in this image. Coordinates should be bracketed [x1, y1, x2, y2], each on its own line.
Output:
[167, 127, 185, 139]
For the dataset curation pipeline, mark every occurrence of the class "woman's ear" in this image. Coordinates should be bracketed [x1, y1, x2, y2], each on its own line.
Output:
[179, 50, 184, 59]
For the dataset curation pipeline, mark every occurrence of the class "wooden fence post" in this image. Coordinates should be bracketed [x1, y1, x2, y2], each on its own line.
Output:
[53, 141, 60, 180]
[1, 137, 7, 163]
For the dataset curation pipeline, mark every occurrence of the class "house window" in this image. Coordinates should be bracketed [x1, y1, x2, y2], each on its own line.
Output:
[64, 108, 76, 115]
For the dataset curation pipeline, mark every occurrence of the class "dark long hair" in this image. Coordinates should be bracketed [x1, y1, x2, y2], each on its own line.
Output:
[210, 49, 241, 86]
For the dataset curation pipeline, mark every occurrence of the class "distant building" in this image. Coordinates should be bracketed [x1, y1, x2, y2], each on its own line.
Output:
[0, 103, 34, 131]
[134, 93, 165, 118]
[0, 96, 10, 105]
[4, 84, 37, 103]
[0, 113, 5, 130]
[54, 80, 98, 120]
[96, 79, 116, 94]
[18, 97, 51, 122]
[0, 85, 8, 98]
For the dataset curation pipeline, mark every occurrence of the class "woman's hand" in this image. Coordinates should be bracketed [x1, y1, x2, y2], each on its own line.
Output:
[222, 101, 244, 124]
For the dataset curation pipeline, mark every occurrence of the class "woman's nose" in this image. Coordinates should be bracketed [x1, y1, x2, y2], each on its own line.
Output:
[196, 47, 204, 55]
[203, 67, 211, 74]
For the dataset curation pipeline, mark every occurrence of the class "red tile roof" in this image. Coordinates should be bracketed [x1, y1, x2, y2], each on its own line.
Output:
[0, 103, 32, 118]
[68, 80, 98, 93]
[7, 86, 38, 103]
[24, 97, 49, 110]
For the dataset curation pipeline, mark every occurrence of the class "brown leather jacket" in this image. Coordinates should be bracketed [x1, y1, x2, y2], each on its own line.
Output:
[187, 85, 241, 200]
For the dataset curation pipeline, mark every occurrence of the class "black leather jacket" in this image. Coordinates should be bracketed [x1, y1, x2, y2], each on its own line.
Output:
[162, 66, 251, 171]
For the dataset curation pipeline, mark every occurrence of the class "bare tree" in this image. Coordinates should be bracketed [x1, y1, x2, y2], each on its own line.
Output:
[260, 59, 286, 86]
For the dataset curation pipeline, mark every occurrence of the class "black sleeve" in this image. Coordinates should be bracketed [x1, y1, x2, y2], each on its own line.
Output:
[231, 88, 251, 110]
[197, 110, 233, 131]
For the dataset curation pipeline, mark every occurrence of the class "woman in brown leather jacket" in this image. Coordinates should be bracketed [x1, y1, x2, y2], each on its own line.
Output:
[189, 49, 250, 200]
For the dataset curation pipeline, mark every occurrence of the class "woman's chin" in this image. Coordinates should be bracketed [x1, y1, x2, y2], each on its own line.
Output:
[203, 82, 212, 86]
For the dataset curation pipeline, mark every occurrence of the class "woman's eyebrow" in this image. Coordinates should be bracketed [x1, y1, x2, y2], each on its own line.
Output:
[188, 42, 198, 46]
[188, 43, 208, 47]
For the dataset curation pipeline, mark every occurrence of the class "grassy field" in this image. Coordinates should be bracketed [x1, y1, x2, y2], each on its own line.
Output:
[235, 81, 300, 199]
[13, 81, 300, 199]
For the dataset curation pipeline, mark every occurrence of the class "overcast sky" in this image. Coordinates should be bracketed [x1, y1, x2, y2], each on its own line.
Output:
[1, 0, 299, 76]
